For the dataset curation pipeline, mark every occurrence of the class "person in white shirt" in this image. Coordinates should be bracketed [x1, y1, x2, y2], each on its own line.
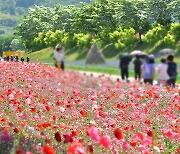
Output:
[157, 58, 169, 86]
[54, 44, 65, 70]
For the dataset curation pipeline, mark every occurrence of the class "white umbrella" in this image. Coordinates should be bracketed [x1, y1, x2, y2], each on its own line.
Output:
[159, 48, 175, 56]
[130, 50, 147, 56]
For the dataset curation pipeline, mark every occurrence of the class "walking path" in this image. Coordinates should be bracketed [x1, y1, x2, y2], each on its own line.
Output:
[76, 70, 158, 84]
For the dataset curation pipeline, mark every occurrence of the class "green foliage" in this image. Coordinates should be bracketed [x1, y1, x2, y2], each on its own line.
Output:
[34, 30, 64, 49]
[0, 35, 14, 55]
[73, 33, 92, 48]
[143, 24, 167, 44]
[163, 23, 180, 47]
[61, 33, 77, 48]
[169, 23, 180, 41]
[164, 34, 175, 47]
[120, 0, 150, 42]
[10, 38, 25, 51]
[110, 27, 137, 50]
[148, 0, 179, 25]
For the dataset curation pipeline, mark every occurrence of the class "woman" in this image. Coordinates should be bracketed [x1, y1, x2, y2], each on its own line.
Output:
[157, 58, 169, 86]
[54, 44, 65, 70]
[142, 54, 155, 85]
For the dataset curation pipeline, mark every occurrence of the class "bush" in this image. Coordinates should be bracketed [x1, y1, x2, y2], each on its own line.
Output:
[169, 23, 180, 41]
[73, 33, 92, 48]
[164, 34, 175, 47]
[143, 24, 167, 44]
[61, 33, 77, 48]
[109, 27, 137, 50]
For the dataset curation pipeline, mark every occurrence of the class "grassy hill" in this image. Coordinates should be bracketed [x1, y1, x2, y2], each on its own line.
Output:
[0, 13, 19, 35]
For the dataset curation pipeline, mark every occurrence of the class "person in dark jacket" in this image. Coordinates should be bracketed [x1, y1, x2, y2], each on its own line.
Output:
[119, 54, 131, 81]
[133, 55, 143, 80]
[167, 55, 177, 87]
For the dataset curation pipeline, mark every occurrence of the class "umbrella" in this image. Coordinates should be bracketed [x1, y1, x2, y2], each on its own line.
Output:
[130, 50, 147, 56]
[159, 48, 175, 56]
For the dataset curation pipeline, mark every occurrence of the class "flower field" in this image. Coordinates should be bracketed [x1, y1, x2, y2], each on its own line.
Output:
[0, 62, 179, 154]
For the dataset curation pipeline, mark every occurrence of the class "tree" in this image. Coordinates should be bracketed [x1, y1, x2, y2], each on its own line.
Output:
[10, 38, 25, 51]
[16, 6, 56, 50]
[120, 0, 150, 42]
[148, 0, 176, 25]
[53, 5, 76, 32]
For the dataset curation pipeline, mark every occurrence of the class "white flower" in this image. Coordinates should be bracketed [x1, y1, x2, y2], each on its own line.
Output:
[60, 107, 65, 112]
[153, 146, 160, 153]
[92, 105, 98, 110]
[28, 126, 35, 133]
[90, 120, 96, 125]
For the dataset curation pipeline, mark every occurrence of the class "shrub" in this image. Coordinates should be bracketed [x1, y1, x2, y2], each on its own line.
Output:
[143, 24, 167, 44]
[73, 33, 92, 48]
[164, 34, 175, 47]
[109, 27, 137, 50]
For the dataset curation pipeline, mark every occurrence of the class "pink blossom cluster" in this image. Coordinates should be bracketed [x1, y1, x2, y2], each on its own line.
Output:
[0, 62, 179, 154]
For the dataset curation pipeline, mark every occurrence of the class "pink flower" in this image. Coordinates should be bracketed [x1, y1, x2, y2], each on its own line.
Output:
[122, 140, 129, 150]
[138, 145, 147, 152]
[0, 130, 11, 141]
[165, 130, 173, 138]
[88, 127, 100, 142]
[100, 135, 111, 149]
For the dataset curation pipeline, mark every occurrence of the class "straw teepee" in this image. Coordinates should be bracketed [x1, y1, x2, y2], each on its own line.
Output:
[85, 42, 105, 64]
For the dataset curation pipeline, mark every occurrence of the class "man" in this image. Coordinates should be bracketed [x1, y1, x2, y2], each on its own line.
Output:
[167, 55, 177, 87]
[119, 53, 131, 81]
[133, 55, 142, 80]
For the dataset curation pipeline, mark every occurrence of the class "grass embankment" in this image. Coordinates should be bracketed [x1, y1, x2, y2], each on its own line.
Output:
[27, 43, 180, 83]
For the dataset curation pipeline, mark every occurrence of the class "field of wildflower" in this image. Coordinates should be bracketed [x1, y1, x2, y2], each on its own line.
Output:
[0, 62, 179, 154]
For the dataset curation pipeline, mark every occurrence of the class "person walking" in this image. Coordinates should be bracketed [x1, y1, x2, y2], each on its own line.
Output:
[157, 58, 169, 86]
[54, 44, 65, 70]
[133, 55, 143, 80]
[142, 54, 156, 85]
[167, 55, 177, 87]
[119, 53, 131, 81]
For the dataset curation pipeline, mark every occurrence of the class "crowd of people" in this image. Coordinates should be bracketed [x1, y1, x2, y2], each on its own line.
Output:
[119, 54, 178, 87]
[3, 56, 30, 63]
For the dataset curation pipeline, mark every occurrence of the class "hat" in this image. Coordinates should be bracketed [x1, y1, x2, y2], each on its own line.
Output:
[148, 54, 155, 59]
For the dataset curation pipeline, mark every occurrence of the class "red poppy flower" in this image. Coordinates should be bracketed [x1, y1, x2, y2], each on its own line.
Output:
[114, 128, 123, 140]
[88, 145, 94, 153]
[31, 108, 36, 113]
[80, 110, 88, 117]
[55, 132, 61, 142]
[147, 130, 154, 137]
[52, 115, 56, 121]
[71, 130, 78, 137]
[45, 105, 50, 111]
[14, 128, 19, 133]
[63, 133, 73, 143]
[43, 145, 55, 154]
[16, 149, 23, 154]
[130, 140, 137, 147]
